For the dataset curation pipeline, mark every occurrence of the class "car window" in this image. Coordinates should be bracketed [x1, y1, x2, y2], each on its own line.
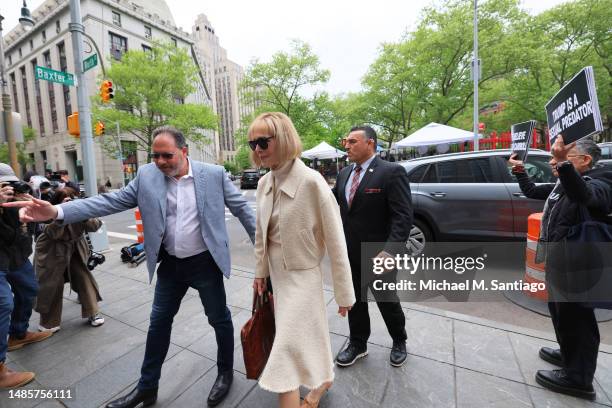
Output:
[601, 146, 612, 160]
[434, 158, 494, 183]
[506, 155, 556, 183]
[407, 165, 427, 183]
[421, 165, 437, 183]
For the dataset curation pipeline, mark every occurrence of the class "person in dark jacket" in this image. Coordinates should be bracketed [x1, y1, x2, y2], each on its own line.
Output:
[0, 164, 52, 389]
[509, 136, 612, 401]
[35, 188, 104, 332]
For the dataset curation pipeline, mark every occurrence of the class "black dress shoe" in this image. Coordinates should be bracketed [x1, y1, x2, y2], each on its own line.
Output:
[335, 342, 368, 367]
[106, 386, 157, 408]
[535, 369, 595, 401]
[207, 370, 233, 406]
[539, 347, 563, 367]
[390, 340, 407, 367]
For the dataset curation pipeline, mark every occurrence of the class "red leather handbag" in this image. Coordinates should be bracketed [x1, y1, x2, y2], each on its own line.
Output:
[241, 290, 275, 379]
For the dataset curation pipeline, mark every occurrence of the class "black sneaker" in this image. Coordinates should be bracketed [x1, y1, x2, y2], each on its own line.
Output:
[539, 347, 563, 367]
[535, 369, 595, 401]
[390, 340, 407, 367]
[336, 343, 368, 367]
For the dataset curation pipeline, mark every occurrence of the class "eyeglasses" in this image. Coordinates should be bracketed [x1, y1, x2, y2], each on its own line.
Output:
[149, 152, 176, 160]
[567, 154, 586, 158]
[248, 136, 274, 151]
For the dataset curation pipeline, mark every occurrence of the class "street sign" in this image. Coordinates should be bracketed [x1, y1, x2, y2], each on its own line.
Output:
[34, 65, 75, 86]
[83, 54, 98, 72]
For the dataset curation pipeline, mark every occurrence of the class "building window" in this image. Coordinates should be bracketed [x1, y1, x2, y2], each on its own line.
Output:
[20, 66, 32, 128]
[31, 59, 46, 136]
[18, 48, 22, 58]
[142, 44, 152, 53]
[144, 25, 152, 39]
[29, 39, 33, 50]
[10, 73, 19, 115]
[109, 32, 127, 60]
[43, 51, 58, 132]
[57, 42, 72, 117]
[7, 55, 11, 66]
[56, 20, 60, 33]
[42, 30, 46, 43]
[171, 37, 177, 47]
[112, 11, 121, 27]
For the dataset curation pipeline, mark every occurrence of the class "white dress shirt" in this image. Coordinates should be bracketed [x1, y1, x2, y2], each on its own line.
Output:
[163, 158, 207, 258]
[344, 154, 376, 204]
[56, 158, 207, 258]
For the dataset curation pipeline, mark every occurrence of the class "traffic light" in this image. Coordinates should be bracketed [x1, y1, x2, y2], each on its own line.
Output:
[100, 80, 114, 103]
[94, 121, 105, 136]
[67, 112, 80, 137]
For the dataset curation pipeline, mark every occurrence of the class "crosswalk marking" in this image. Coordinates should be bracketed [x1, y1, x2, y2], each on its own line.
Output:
[107, 231, 138, 241]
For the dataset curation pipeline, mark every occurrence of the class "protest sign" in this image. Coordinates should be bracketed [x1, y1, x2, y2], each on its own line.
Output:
[545, 66, 603, 144]
[511, 120, 536, 162]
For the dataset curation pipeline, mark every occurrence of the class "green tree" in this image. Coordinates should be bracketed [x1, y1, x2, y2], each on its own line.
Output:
[240, 40, 332, 145]
[0, 127, 36, 167]
[492, 0, 611, 139]
[92, 42, 218, 160]
[362, 0, 530, 144]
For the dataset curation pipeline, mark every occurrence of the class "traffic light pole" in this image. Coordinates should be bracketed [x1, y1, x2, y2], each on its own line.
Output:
[69, 0, 97, 196]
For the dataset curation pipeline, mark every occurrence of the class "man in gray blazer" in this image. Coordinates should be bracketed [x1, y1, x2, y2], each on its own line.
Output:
[5, 126, 256, 407]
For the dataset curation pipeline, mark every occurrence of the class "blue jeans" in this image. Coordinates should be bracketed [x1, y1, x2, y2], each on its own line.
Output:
[0, 260, 38, 362]
[138, 251, 233, 390]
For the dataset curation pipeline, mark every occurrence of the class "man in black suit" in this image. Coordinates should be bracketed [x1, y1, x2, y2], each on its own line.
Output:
[332, 126, 413, 367]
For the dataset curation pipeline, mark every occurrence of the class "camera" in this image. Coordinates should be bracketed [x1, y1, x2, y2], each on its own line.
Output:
[2, 180, 32, 195]
[87, 252, 106, 271]
[49, 173, 63, 181]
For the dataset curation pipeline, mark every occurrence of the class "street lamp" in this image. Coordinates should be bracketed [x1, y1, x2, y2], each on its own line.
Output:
[18, 1, 35, 31]
[1, 0, 34, 176]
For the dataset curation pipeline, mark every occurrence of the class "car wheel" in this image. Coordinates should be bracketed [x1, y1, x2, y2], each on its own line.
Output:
[406, 219, 432, 256]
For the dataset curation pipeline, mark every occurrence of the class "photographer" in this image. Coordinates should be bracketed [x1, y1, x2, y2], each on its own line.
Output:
[57, 170, 80, 194]
[0, 164, 51, 389]
[35, 188, 104, 331]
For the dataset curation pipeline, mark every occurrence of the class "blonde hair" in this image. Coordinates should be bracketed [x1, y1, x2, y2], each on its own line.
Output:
[247, 112, 302, 167]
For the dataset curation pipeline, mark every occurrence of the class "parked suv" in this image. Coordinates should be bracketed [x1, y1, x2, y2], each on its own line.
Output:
[598, 142, 612, 167]
[400, 149, 555, 254]
[240, 169, 260, 189]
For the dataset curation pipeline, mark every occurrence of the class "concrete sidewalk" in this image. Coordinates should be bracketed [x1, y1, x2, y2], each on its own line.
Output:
[2, 256, 612, 408]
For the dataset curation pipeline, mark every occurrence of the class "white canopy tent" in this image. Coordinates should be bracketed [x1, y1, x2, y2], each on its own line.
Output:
[301, 141, 346, 173]
[301, 141, 347, 160]
[394, 122, 479, 148]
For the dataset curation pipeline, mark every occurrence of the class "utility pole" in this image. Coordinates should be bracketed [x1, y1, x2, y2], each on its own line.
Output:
[115, 121, 125, 187]
[472, 0, 480, 151]
[69, 0, 97, 196]
[0, 15, 19, 175]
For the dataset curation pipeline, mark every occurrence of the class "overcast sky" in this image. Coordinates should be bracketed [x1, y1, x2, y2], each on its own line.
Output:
[3, 0, 570, 95]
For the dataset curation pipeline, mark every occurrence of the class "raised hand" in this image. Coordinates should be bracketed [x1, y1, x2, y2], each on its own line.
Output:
[551, 135, 576, 162]
[1, 197, 59, 222]
[508, 153, 524, 167]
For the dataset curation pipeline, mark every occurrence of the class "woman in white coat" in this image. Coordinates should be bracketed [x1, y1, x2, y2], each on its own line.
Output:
[250, 112, 356, 408]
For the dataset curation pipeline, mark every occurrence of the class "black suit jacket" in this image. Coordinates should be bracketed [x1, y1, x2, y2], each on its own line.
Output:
[332, 156, 413, 266]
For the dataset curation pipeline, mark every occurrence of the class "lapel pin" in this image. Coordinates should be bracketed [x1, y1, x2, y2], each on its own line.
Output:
[369, 168, 374, 172]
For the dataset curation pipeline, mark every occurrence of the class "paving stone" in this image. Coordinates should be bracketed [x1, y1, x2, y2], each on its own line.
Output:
[509, 333, 612, 406]
[456, 367, 533, 408]
[167, 370, 256, 408]
[64, 343, 181, 408]
[25, 320, 146, 387]
[323, 343, 392, 406]
[380, 354, 454, 408]
[595, 352, 612, 405]
[0, 361, 46, 408]
[528, 384, 612, 408]
[454, 320, 524, 382]
[404, 308, 454, 364]
[137, 349, 216, 407]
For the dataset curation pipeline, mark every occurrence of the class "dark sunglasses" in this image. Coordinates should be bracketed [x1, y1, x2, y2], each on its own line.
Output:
[149, 152, 176, 160]
[248, 136, 274, 151]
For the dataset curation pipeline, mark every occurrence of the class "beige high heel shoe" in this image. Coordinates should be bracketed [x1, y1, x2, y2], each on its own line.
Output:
[301, 381, 333, 408]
